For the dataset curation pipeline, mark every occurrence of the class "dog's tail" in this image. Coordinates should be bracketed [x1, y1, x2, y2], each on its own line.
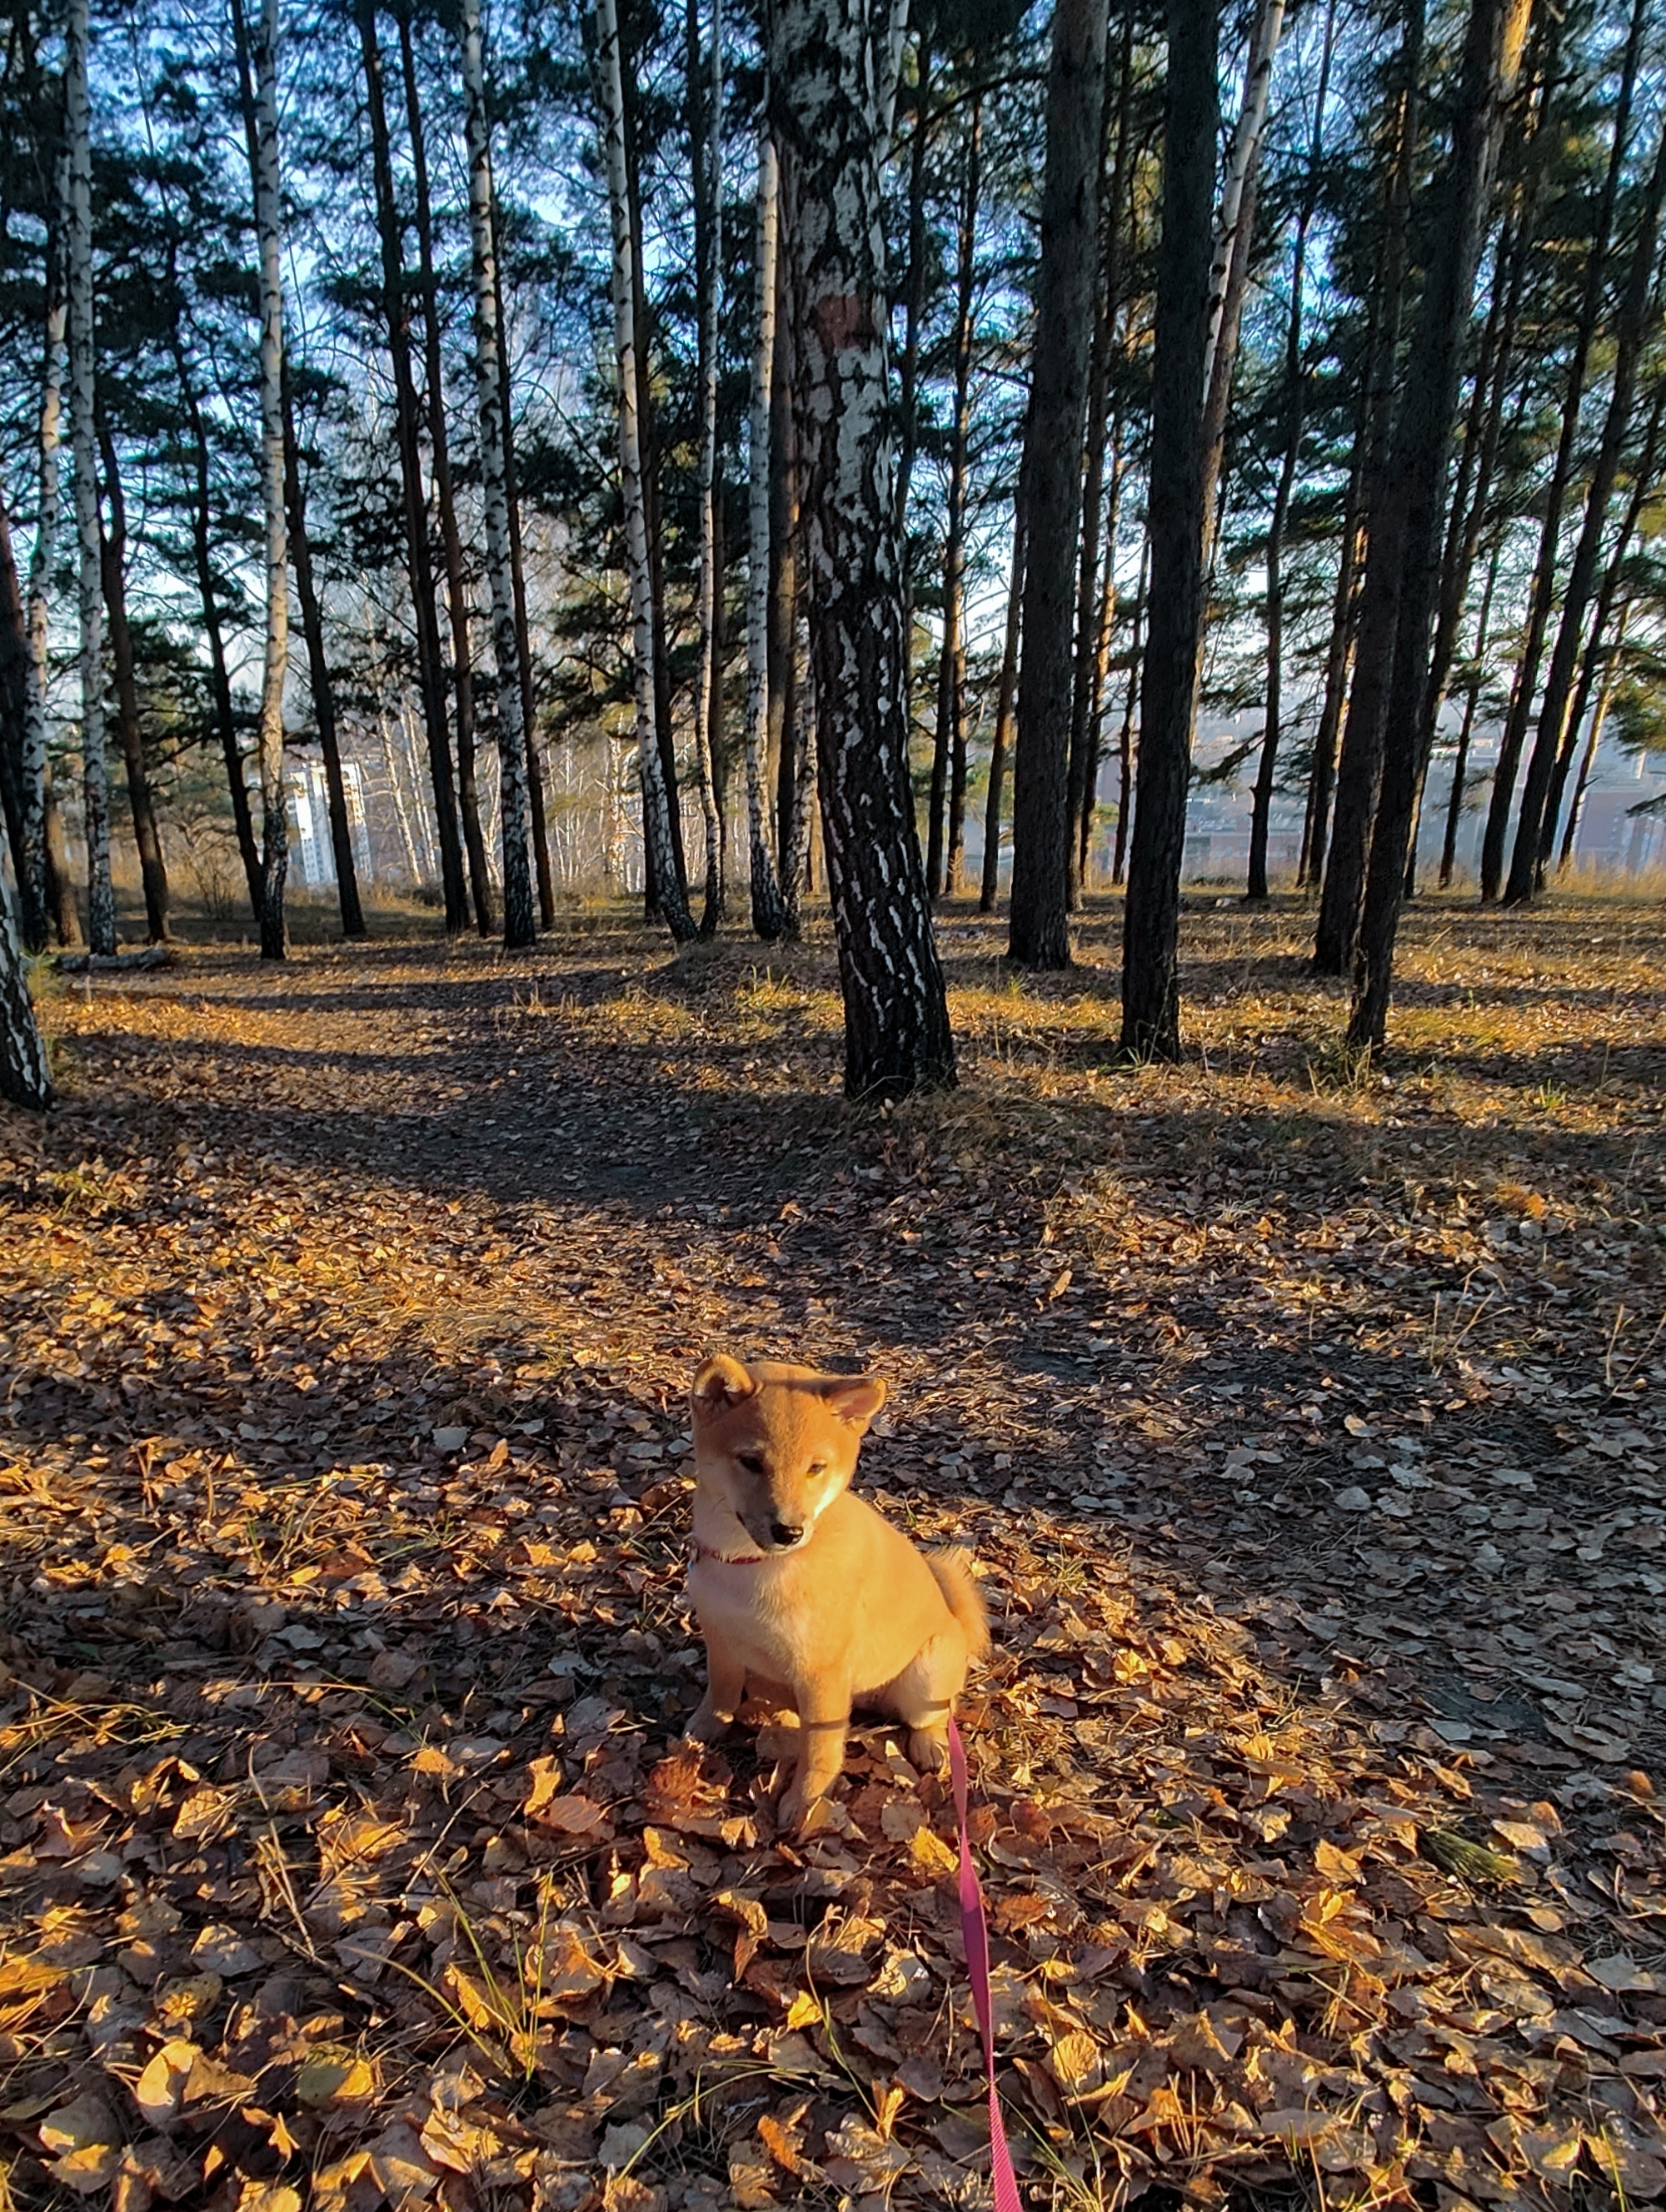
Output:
[927, 1547, 991, 1661]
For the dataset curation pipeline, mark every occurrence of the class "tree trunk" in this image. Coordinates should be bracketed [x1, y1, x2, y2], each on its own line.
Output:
[353, 0, 466, 934]
[772, 0, 954, 1098]
[0, 485, 36, 930]
[892, 35, 933, 616]
[1504, 109, 1666, 904]
[595, 0, 695, 944]
[67, 0, 114, 957]
[1007, 0, 1107, 970]
[458, 0, 536, 950]
[95, 421, 169, 943]
[0, 827, 51, 1109]
[1065, 18, 1129, 910]
[1119, 0, 1219, 1059]
[1113, 528, 1148, 886]
[979, 497, 1025, 914]
[1439, 530, 1502, 886]
[395, 3, 494, 938]
[1078, 431, 1123, 893]
[1559, 601, 1628, 872]
[249, 0, 290, 962]
[1298, 353, 1371, 886]
[281, 367, 365, 938]
[616, 40, 687, 919]
[167, 296, 262, 924]
[741, 123, 790, 939]
[768, 157, 806, 924]
[492, 227, 555, 929]
[690, 0, 726, 934]
[1483, 0, 1642, 901]
[1200, 0, 1285, 557]
[1310, 0, 1424, 968]
[12, 142, 69, 954]
[1246, 0, 1331, 905]
[1348, 0, 1531, 1054]
[1544, 388, 1664, 868]
[930, 93, 982, 902]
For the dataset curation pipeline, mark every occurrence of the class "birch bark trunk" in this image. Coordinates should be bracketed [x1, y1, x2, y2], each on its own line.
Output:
[250, 0, 290, 961]
[0, 813, 51, 1108]
[689, 0, 726, 932]
[772, 0, 953, 1096]
[1119, 0, 1218, 1059]
[741, 123, 789, 939]
[67, 0, 114, 955]
[1007, 0, 1107, 970]
[14, 143, 69, 954]
[459, 0, 536, 950]
[593, 0, 694, 944]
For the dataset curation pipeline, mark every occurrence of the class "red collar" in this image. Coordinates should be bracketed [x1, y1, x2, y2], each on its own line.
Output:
[692, 1539, 766, 1565]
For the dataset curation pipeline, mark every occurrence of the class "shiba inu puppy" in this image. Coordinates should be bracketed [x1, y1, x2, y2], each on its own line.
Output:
[682, 1352, 990, 1833]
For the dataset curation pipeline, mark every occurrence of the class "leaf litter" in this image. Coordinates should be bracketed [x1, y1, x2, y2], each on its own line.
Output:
[0, 898, 1663, 2210]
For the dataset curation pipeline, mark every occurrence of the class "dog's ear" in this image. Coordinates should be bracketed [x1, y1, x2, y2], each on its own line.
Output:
[691, 1353, 757, 1419]
[817, 1373, 886, 1430]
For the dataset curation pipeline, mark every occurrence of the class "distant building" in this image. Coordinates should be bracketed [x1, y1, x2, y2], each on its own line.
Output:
[288, 758, 372, 889]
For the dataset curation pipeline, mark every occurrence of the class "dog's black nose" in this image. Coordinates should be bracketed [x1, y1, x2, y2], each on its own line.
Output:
[771, 1521, 802, 1547]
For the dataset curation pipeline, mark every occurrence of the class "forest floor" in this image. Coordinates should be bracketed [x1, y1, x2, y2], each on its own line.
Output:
[1, 892, 1664, 2212]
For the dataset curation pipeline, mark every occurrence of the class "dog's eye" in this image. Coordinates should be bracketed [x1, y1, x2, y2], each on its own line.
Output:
[808, 1462, 829, 1477]
[737, 1452, 765, 1475]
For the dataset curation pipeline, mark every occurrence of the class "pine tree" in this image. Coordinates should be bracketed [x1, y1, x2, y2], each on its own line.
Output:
[459, 0, 536, 951]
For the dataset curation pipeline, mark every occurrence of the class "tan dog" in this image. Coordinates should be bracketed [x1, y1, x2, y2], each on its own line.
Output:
[682, 1353, 989, 1832]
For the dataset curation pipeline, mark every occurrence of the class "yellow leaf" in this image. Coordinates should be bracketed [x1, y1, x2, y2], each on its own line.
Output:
[296, 2054, 376, 2108]
[907, 1825, 959, 1879]
[135, 2039, 199, 2125]
[784, 1990, 821, 2030]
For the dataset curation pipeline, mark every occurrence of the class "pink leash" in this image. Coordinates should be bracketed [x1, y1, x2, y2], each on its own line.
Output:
[946, 1716, 1024, 2211]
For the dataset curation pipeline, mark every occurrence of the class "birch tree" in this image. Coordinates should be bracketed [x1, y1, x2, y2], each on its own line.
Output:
[67, 0, 114, 957]
[15, 145, 68, 955]
[771, 0, 954, 1097]
[459, 0, 536, 952]
[251, 0, 289, 961]
[741, 124, 788, 940]
[0, 822, 51, 1109]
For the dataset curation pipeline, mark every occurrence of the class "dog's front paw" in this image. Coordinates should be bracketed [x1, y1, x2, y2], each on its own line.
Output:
[907, 1726, 950, 1776]
[681, 1699, 733, 1745]
[776, 1777, 837, 1836]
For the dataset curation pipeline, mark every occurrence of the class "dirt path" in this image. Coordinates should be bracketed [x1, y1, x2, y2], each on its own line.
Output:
[1, 899, 1663, 2209]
